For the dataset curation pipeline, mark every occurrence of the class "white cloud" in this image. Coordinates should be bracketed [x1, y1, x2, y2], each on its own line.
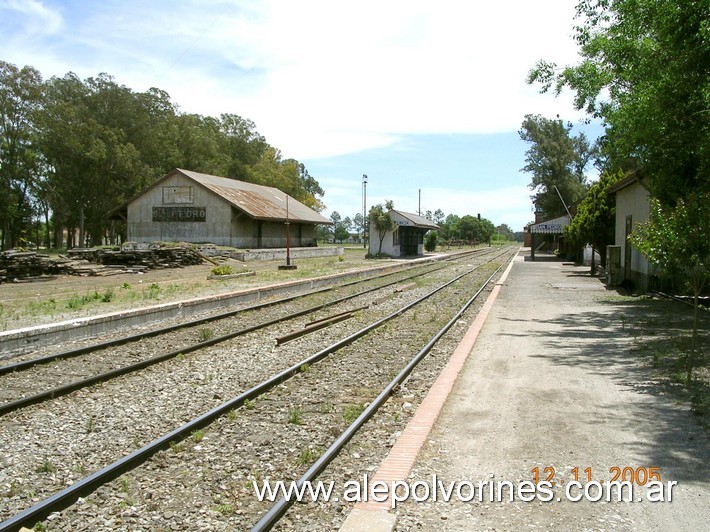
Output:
[1, 0, 586, 159]
[0, 0, 62, 33]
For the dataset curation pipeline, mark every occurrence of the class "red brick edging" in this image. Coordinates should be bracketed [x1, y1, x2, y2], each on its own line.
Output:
[354, 255, 517, 512]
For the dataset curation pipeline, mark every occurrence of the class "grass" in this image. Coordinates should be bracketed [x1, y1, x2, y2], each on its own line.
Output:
[624, 296, 709, 432]
[297, 447, 321, 465]
[0, 247, 477, 333]
[35, 460, 56, 474]
[213, 503, 235, 516]
[343, 403, 365, 424]
[198, 328, 214, 342]
[287, 406, 304, 425]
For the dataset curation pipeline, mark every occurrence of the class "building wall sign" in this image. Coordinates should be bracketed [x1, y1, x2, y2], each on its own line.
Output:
[152, 206, 206, 222]
[531, 223, 564, 233]
[529, 215, 570, 234]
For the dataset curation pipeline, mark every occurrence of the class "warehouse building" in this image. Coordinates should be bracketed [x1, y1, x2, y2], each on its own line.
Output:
[369, 209, 439, 257]
[110, 169, 331, 248]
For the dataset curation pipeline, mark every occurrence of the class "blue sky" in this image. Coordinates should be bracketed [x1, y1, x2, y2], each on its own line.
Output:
[1, 0, 602, 231]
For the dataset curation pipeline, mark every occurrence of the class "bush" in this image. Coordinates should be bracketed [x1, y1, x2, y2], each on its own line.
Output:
[424, 231, 438, 252]
[211, 265, 234, 276]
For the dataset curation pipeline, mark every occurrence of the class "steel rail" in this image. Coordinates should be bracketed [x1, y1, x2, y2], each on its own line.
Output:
[0, 250, 508, 532]
[0, 250, 486, 375]
[0, 250, 491, 415]
[251, 252, 514, 531]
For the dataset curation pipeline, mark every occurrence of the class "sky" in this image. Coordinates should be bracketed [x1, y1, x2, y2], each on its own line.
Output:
[1, 0, 603, 232]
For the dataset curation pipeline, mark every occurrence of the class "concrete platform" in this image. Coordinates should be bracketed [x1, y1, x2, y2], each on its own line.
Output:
[341, 249, 710, 530]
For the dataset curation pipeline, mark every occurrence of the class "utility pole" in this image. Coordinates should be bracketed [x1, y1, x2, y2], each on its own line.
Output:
[362, 174, 368, 250]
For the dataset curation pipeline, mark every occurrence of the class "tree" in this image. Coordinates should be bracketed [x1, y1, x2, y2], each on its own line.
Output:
[353, 213, 364, 242]
[0, 61, 44, 249]
[496, 224, 514, 241]
[629, 192, 709, 382]
[527, 0, 709, 207]
[440, 214, 461, 242]
[564, 171, 622, 271]
[519, 114, 594, 220]
[369, 200, 395, 255]
[334, 225, 350, 243]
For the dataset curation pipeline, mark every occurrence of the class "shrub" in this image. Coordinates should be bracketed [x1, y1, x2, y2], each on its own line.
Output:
[424, 231, 438, 252]
[211, 265, 234, 276]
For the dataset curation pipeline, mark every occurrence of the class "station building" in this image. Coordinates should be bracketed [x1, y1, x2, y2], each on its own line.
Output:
[368, 209, 439, 257]
[607, 172, 652, 290]
[110, 169, 331, 248]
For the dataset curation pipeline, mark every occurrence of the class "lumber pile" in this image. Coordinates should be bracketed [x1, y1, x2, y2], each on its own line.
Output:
[0, 245, 204, 283]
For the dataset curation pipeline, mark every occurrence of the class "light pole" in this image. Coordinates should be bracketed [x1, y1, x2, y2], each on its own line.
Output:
[278, 193, 297, 270]
[362, 174, 368, 250]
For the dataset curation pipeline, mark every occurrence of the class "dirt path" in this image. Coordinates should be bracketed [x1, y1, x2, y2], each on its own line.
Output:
[395, 254, 709, 530]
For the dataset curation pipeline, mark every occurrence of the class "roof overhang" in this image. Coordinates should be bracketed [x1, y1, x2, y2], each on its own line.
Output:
[529, 215, 571, 234]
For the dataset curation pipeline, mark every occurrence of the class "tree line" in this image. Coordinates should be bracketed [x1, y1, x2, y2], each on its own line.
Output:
[0, 61, 325, 250]
[323, 204, 505, 248]
[521, 0, 708, 380]
[520, 0, 708, 272]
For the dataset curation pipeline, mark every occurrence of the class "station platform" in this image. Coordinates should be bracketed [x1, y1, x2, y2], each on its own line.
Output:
[341, 249, 709, 531]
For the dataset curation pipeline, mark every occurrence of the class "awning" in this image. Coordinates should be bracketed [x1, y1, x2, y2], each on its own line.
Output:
[529, 215, 571, 234]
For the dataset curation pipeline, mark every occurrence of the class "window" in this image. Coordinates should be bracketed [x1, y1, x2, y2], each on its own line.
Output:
[393, 228, 399, 245]
[163, 186, 194, 204]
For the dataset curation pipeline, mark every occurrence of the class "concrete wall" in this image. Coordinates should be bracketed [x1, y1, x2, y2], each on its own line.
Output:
[232, 246, 343, 261]
[127, 174, 317, 248]
[615, 181, 652, 289]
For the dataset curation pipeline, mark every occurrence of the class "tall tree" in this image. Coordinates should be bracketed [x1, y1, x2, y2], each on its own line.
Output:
[219, 113, 267, 181]
[0, 61, 44, 249]
[564, 171, 622, 270]
[527, 0, 709, 206]
[519, 114, 593, 220]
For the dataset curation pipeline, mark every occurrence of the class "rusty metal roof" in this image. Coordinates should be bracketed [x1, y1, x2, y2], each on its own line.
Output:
[176, 169, 331, 224]
[390, 209, 440, 230]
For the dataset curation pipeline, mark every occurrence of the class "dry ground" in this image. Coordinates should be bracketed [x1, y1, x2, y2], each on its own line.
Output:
[0, 247, 481, 332]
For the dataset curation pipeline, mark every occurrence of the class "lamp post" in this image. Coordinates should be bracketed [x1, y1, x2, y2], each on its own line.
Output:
[362, 174, 368, 250]
[278, 193, 297, 270]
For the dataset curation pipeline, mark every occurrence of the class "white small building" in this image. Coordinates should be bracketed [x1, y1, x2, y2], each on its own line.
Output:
[608, 172, 652, 289]
[369, 210, 439, 257]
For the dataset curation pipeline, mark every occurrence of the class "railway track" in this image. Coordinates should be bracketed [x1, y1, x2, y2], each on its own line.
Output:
[0, 247, 517, 531]
[0, 249, 491, 414]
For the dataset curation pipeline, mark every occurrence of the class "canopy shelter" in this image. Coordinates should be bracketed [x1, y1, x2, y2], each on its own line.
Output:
[527, 215, 571, 260]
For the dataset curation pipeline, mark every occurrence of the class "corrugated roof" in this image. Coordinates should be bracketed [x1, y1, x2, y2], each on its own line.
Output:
[174, 169, 330, 224]
[390, 209, 440, 230]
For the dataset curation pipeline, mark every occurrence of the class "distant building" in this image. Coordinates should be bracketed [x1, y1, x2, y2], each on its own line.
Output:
[525, 214, 571, 259]
[369, 209, 439, 257]
[607, 172, 652, 290]
[110, 169, 331, 248]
